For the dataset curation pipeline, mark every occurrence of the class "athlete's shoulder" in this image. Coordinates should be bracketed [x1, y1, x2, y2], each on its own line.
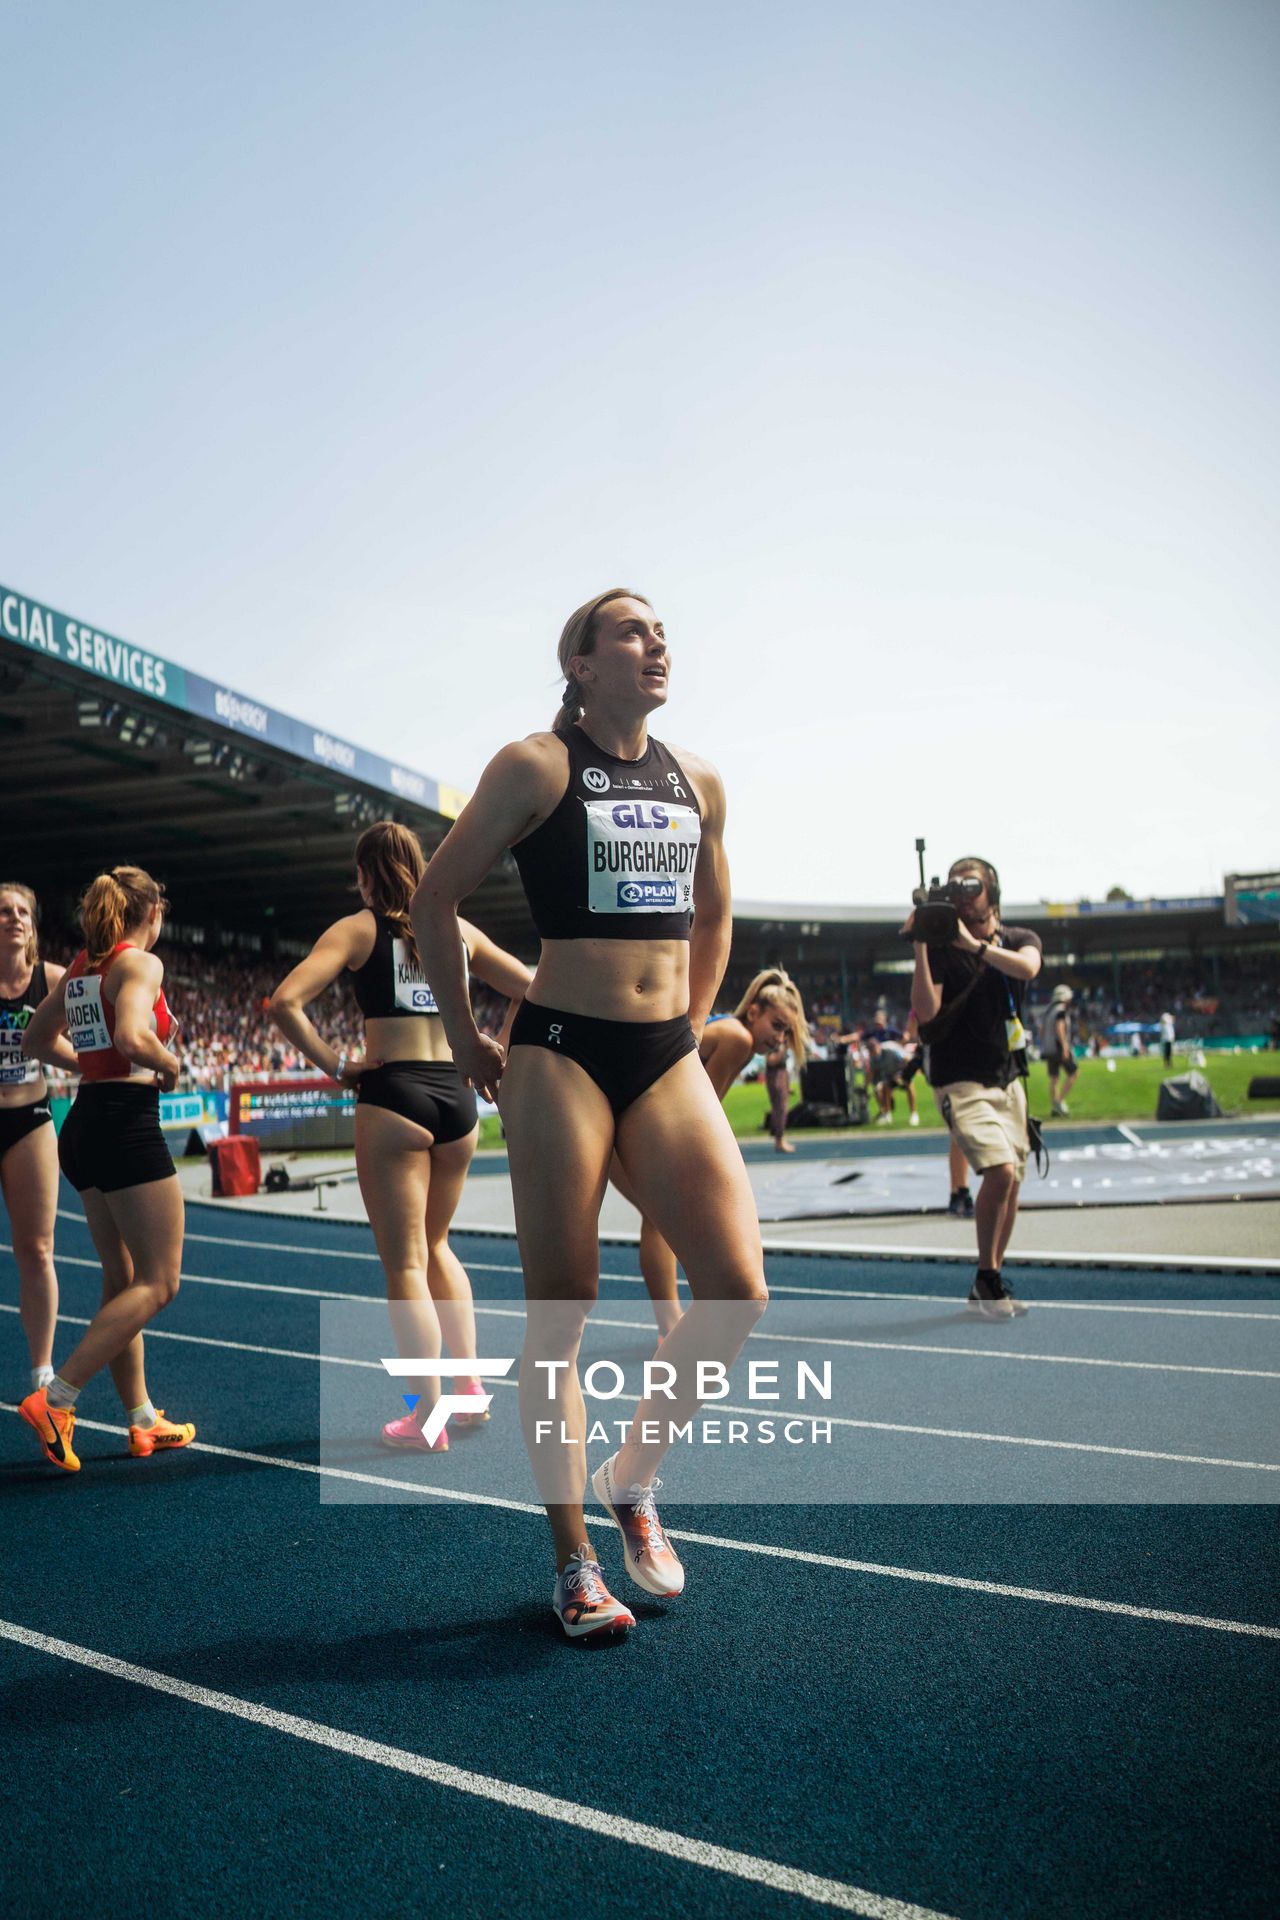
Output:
[333, 909, 379, 963]
[662, 741, 724, 819]
[477, 732, 571, 809]
[113, 944, 164, 985]
[702, 1015, 752, 1058]
[485, 731, 569, 782]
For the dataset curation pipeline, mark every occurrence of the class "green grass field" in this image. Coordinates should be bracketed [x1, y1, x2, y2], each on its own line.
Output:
[474, 1050, 1279, 1147]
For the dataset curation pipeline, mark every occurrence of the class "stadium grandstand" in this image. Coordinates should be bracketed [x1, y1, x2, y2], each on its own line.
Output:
[4, 578, 1278, 1077]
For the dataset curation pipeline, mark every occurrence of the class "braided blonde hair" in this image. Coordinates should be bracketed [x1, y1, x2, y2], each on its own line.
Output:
[551, 588, 652, 734]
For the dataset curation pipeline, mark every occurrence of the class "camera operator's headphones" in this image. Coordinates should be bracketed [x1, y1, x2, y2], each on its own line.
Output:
[950, 857, 1001, 908]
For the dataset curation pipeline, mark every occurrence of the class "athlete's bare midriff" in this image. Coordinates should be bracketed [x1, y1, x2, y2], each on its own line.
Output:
[528, 938, 690, 1023]
[0, 1080, 48, 1110]
[363, 1012, 456, 1064]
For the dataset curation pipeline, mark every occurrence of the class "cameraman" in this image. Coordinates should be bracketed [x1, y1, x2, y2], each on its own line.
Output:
[906, 857, 1042, 1320]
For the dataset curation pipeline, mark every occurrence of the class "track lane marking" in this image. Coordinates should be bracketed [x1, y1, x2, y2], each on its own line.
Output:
[4, 1405, 1279, 1634]
[0, 1619, 950, 1920]
[20, 1249, 1280, 1376]
[6, 1315, 1274, 1474]
[44, 1224, 1280, 1317]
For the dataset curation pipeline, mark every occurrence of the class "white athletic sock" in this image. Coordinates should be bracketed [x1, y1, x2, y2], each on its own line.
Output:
[32, 1364, 55, 1392]
[128, 1399, 158, 1429]
[47, 1375, 81, 1410]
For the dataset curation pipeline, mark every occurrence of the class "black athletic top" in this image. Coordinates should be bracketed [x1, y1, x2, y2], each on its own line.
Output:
[0, 960, 49, 1087]
[513, 726, 702, 941]
[347, 916, 465, 1019]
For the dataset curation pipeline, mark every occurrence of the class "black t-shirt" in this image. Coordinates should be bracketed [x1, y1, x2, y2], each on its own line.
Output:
[925, 927, 1043, 1090]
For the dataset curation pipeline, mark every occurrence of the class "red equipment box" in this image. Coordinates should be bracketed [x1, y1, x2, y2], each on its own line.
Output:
[210, 1134, 262, 1197]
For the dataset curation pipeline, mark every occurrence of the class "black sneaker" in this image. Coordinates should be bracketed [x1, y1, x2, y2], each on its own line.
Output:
[967, 1272, 1015, 1321]
[947, 1187, 974, 1218]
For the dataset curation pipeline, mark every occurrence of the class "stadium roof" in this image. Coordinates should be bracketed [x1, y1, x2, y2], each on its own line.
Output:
[730, 894, 1258, 968]
[0, 581, 533, 948]
[3, 579, 1266, 968]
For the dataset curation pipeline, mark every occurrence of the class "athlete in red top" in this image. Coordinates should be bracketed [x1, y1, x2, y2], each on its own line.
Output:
[20, 866, 194, 1472]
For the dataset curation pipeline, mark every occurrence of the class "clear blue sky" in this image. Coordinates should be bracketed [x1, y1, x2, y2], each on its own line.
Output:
[2, 1, 1277, 905]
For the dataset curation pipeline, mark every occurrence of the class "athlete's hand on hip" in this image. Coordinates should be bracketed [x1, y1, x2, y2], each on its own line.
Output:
[454, 1031, 505, 1103]
[156, 1066, 179, 1094]
[339, 1055, 382, 1088]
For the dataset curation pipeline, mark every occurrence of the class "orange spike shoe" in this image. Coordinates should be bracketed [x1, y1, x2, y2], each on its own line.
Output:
[19, 1388, 80, 1473]
[129, 1410, 196, 1457]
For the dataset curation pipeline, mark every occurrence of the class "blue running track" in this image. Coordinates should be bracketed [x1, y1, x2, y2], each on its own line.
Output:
[2, 1183, 1277, 1919]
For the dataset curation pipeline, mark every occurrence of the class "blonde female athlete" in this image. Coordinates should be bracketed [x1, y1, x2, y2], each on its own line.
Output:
[270, 820, 531, 1446]
[20, 867, 194, 1471]
[615, 968, 810, 1337]
[413, 589, 768, 1643]
[0, 884, 67, 1394]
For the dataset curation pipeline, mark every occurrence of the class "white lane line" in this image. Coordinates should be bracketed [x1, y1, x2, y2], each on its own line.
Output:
[7, 1311, 1272, 1474]
[15, 1249, 1280, 1378]
[175, 1188, 1280, 1275]
[752, 1236, 1280, 1267]
[57, 1210, 384, 1261]
[43, 1226, 1280, 1318]
[12, 1245, 380, 1304]
[5, 1406, 1277, 1640]
[1117, 1125, 1145, 1149]
[0, 1620, 943, 1920]
[448, 1222, 1280, 1275]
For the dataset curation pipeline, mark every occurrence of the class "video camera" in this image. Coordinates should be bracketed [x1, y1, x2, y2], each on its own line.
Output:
[909, 838, 983, 945]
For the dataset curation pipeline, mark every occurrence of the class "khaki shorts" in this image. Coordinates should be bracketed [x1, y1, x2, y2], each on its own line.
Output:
[935, 1078, 1029, 1182]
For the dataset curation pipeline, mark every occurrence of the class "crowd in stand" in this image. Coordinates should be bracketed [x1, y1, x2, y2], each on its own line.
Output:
[36, 934, 513, 1091]
[33, 925, 1276, 1094]
[722, 953, 1279, 1069]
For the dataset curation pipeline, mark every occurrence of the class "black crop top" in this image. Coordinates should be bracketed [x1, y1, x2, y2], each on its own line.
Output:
[347, 915, 465, 1019]
[0, 959, 49, 1087]
[512, 726, 702, 942]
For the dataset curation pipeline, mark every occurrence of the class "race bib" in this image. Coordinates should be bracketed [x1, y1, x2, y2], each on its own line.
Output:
[584, 798, 700, 915]
[0, 1021, 38, 1084]
[65, 974, 113, 1054]
[390, 936, 453, 1015]
[1005, 1016, 1027, 1051]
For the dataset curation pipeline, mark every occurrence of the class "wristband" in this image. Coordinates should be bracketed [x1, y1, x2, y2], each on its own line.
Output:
[335, 1051, 349, 1081]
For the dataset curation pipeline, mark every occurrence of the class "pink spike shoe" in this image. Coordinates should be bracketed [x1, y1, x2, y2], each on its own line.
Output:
[381, 1409, 448, 1452]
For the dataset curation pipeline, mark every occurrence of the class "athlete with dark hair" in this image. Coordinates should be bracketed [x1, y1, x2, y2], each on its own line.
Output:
[270, 820, 531, 1446]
